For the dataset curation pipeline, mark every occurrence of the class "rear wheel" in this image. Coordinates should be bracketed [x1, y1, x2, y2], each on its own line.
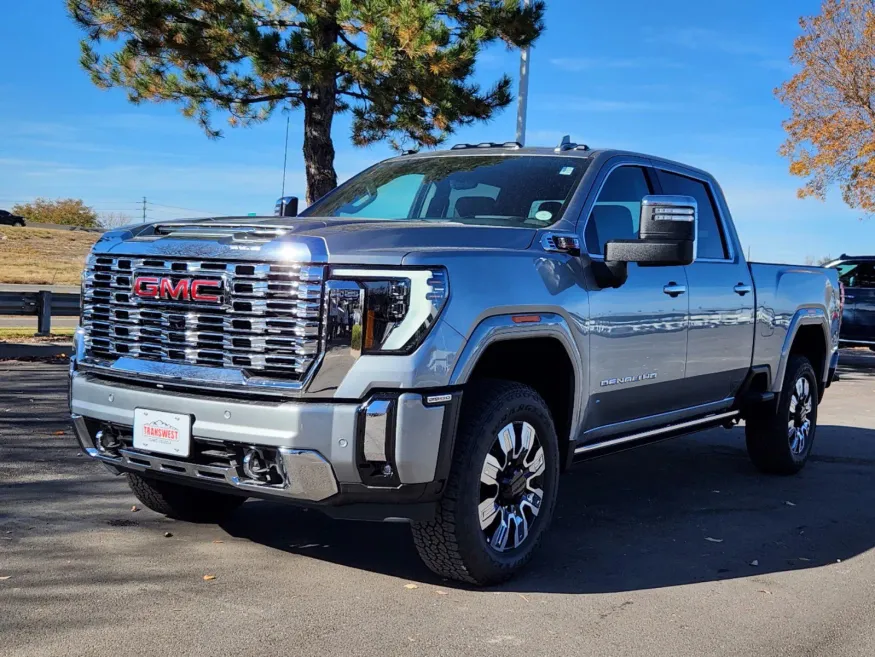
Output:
[745, 355, 818, 474]
[411, 380, 560, 586]
[127, 473, 246, 522]
[12, 221, 23, 227]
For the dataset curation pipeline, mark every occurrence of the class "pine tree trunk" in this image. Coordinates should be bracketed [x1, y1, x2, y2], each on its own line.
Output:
[302, 21, 339, 205]
[303, 87, 338, 204]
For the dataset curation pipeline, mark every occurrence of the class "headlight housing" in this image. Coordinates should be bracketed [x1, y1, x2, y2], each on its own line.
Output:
[326, 267, 448, 355]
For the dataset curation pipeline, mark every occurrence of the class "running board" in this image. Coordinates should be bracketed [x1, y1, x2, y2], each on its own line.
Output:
[573, 411, 740, 456]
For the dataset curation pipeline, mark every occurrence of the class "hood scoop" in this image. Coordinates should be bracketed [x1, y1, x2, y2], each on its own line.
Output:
[152, 223, 289, 243]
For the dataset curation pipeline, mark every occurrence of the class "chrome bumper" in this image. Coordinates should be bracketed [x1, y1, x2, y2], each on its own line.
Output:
[70, 370, 454, 502]
[71, 414, 340, 502]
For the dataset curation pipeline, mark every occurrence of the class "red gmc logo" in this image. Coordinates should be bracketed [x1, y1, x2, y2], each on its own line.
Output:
[132, 276, 223, 303]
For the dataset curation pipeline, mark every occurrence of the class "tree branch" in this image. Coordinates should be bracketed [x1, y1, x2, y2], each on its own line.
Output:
[337, 31, 365, 53]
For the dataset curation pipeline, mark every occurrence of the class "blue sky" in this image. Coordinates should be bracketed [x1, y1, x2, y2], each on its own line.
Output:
[0, 0, 871, 262]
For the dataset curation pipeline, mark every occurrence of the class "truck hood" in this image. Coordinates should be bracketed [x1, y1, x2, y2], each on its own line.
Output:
[105, 216, 538, 265]
[271, 217, 536, 263]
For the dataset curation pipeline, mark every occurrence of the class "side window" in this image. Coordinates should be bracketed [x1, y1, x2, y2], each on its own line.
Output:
[657, 170, 728, 260]
[838, 263, 875, 288]
[584, 166, 651, 255]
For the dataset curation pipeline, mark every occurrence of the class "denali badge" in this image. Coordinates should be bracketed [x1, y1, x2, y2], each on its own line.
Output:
[132, 276, 223, 303]
[600, 372, 658, 387]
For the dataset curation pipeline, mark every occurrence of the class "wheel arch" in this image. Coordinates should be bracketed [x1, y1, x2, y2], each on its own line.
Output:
[773, 308, 831, 398]
[449, 314, 584, 470]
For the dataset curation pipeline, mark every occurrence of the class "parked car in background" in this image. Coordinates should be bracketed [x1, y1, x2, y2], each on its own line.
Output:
[0, 209, 26, 226]
[827, 255, 875, 349]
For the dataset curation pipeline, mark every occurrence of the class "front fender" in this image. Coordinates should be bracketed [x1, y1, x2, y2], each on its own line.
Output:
[448, 313, 585, 448]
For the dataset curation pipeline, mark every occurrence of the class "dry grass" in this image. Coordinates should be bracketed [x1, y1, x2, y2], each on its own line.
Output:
[0, 226, 99, 285]
[0, 328, 76, 340]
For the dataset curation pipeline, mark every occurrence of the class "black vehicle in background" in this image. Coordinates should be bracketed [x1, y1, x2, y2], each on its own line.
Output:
[827, 255, 875, 349]
[0, 209, 26, 226]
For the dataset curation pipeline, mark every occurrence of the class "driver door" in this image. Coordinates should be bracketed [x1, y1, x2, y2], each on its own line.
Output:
[582, 163, 689, 434]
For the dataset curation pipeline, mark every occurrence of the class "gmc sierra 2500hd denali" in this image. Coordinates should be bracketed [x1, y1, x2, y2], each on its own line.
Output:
[70, 140, 841, 585]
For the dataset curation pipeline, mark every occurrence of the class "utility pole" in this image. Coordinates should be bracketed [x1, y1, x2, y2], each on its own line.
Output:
[281, 114, 290, 199]
[142, 196, 147, 223]
[515, 0, 531, 146]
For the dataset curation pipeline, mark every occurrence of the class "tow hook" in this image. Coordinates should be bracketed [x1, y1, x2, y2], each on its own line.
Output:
[242, 447, 273, 482]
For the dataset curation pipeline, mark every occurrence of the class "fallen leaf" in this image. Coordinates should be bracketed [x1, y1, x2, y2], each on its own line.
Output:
[163, 532, 173, 538]
[0, 576, 11, 581]
[435, 590, 448, 596]
[785, 501, 796, 507]
[757, 589, 772, 595]
[52, 431, 65, 436]
[517, 593, 529, 602]
[404, 583, 418, 589]
[705, 537, 724, 543]
[212, 540, 224, 544]
[130, 505, 139, 513]
[750, 560, 760, 567]
[203, 575, 216, 581]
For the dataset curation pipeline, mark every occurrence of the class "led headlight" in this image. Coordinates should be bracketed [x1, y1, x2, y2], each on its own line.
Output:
[327, 268, 448, 355]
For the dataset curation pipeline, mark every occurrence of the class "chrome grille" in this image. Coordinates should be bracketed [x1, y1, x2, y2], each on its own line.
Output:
[81, 255, 324, 380]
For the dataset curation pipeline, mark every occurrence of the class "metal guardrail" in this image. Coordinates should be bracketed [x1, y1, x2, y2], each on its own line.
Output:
[0, 291, 80, 335]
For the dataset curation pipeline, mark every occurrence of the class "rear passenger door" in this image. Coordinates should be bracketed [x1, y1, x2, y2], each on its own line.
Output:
[656, 167, 756, 405]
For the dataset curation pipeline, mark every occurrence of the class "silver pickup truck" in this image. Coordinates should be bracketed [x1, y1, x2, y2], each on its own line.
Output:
[70, 141, 841, 585]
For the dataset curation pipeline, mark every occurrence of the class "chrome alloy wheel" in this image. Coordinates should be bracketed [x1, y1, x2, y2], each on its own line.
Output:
[478, 421, 546, 552]
[788, 375, 814, 456]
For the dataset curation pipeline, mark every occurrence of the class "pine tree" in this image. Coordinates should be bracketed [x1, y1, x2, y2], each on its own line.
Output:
[67, 0, 545, 202]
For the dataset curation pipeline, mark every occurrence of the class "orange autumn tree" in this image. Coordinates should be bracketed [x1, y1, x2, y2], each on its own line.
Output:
[777, 0, 875, 214]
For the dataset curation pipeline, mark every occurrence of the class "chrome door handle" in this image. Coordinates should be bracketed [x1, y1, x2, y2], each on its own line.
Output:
[663, 283, 687, 297]
[733, 283, 752, 296]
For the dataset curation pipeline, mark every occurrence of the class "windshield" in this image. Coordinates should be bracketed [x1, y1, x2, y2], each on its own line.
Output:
[302, 155, 589, 227]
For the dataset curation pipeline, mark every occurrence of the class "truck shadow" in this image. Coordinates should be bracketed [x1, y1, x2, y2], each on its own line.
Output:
[223, 417, 875, 593]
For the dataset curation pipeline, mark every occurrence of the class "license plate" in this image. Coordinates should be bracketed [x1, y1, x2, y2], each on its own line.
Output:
[133, 409, 192, 458]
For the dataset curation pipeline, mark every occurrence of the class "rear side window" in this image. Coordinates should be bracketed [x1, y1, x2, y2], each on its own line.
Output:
[657, 171, 728, 260]
[584, 166, 652, 255]
[836, 262, 875, 288]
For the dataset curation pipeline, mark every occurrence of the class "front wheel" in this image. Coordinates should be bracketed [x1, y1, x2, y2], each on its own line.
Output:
[411, 380, 560, 586]
[745, 355, 818, 474]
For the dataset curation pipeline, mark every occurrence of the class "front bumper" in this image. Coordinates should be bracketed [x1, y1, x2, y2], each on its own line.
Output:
[70, 372, 460, 521]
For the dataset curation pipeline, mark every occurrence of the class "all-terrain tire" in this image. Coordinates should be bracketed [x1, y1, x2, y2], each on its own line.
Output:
[745, 355, 819, 475]
[411, 380, 560, 586]
[127, 473, 246, 522]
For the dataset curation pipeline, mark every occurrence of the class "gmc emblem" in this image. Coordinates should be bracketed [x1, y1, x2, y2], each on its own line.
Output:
[132, 276, 223, 303]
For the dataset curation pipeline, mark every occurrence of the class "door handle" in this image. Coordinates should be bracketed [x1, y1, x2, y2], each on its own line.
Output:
[845, 294, 855, 300]
[733, 283, 752, 296]
[663, 283, 687, 297]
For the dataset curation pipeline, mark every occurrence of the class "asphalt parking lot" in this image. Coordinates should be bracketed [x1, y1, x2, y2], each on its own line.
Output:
[2, 355, 875, 657]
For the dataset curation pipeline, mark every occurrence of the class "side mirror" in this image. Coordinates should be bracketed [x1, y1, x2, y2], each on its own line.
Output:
[605, 195, 696, 266]
[274, 196, 299, 217]
[598, 195, 697, 287]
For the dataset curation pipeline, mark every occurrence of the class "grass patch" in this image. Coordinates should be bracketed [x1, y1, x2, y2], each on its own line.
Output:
[0, 327, 76, 340]
[0, 226, 99, 285]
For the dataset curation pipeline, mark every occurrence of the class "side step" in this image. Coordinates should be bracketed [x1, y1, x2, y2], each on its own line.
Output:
[573, 410, 739, 459]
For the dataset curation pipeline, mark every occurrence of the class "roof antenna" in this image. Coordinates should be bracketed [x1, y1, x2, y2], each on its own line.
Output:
[554, 135, 573, 152]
